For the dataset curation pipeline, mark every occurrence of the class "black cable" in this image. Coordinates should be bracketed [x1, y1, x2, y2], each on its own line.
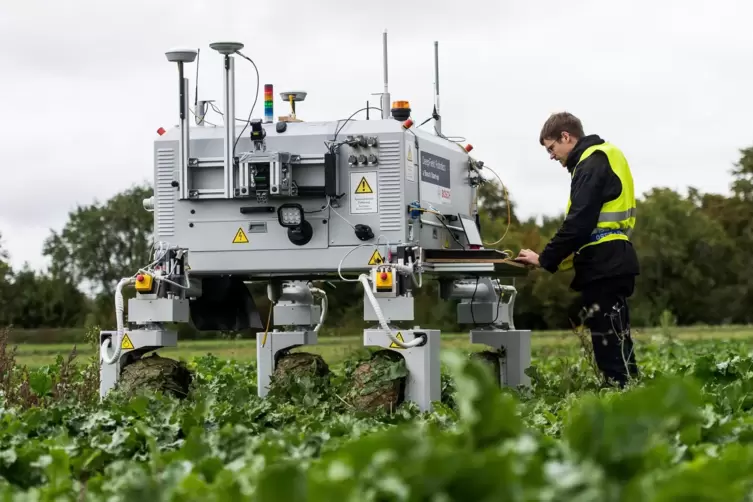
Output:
[232, 51, 260, 159]
[414, 112, 465, 143]
[492, 278, 503, 324]
[470, 277, 479, 325]
[318, 106, 381, 215]
[431, 213, 465, 249]
[331, 106, 383, 146]
[305, 203, 329, 214]
[416, 110, 438, 128]
[208, 102, 251, 123]
[470, 277, 505, 327]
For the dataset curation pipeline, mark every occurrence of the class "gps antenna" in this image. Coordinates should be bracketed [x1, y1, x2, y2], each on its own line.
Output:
[165, 47, 198, 199]
[209, 41, 244, 199]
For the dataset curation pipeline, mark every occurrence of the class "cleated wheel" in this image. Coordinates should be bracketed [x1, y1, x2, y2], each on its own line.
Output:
[348, 350, 407, 414]
[117, 353, 193, 399]
[273, 351, 330, 380]
[268, 351, 331, 397]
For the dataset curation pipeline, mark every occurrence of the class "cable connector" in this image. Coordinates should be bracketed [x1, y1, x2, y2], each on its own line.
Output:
[354, 224, 374, 241]
[408, 201, 421, 220]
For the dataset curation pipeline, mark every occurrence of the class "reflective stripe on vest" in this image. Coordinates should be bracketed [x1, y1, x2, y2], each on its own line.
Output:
[557, 142, 636, 271]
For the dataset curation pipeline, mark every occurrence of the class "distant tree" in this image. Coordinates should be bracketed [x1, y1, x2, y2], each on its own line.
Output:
[631, 188, 739, 326]
[688, 145, 753, 324]
[730, 146, 753, 202]
[42, 183, 154, 298]
[0, 232, 14, 326]
[477, 178, 519, 227]
[6, 265, 89, 329]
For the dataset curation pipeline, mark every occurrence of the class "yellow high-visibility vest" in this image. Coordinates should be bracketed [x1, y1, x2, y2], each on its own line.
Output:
[558, 142, 636, 271]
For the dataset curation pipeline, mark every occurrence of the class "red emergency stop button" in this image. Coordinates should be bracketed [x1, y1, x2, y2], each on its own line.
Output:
[134, 273, 153, 292]
[376, 269, 393, 291]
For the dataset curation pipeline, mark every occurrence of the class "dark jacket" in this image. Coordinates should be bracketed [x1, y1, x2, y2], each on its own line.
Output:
[538, 134, 640, 292]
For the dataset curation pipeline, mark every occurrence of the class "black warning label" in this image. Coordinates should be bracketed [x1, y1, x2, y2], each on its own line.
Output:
[420, 151, 450, 188]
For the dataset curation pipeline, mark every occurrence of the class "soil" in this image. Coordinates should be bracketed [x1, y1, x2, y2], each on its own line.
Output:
[349, 350, 407, 414]
[118, 353, 193, 398]
[273, 351, 330, 380]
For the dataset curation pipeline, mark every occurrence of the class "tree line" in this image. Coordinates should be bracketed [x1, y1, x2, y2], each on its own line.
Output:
[2, 144, 753, 336]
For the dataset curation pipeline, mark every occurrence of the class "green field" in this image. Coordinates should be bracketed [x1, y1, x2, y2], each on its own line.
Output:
[3, 324, 753, 499]
[9, 324, 753, 368]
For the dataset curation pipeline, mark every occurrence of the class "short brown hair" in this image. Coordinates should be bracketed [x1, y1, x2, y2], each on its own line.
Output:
[539, 112, 584, 145]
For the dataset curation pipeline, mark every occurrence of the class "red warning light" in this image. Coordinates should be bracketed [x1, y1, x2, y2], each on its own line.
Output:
[157, 127, 166, 136]
[465, 144, 473, 152]
[402, 119, 414, 130]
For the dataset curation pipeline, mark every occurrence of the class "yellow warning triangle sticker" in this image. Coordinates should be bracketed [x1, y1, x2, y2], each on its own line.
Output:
[368, 249, 384, 265]
[232, 227, 249, 244]
[389, 331, 405, 349]
[121, 333, 134, 350]
[355, 177, 373, 194]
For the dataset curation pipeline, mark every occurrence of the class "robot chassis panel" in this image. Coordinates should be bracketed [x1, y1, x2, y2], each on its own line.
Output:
[99, 38, 532, 411]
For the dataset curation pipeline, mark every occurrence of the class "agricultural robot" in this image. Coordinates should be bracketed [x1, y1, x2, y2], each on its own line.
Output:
[99, 33, 532, 411]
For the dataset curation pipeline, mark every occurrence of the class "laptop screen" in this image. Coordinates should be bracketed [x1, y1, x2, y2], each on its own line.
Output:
[458, 213, 483, 247]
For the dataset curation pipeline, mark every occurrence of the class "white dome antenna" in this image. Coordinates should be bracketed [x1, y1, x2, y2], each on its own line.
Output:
[209, 42, 244, 55]
[209, 41, 245, 194]
[280, 91, 307, 122]
[165, 48, 198, 63]
[164, 47, 198, 200]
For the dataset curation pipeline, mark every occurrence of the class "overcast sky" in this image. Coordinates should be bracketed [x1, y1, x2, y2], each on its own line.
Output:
[1, 0, 751, 272]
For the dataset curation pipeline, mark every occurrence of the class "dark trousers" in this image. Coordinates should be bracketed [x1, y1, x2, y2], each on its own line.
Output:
[576, 276, 639, 387]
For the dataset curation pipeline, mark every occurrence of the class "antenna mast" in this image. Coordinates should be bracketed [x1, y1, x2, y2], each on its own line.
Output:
[382, 30, 391, 119]
[209, 41, 244, 199]
[434, 41, 441, 135]
[164, 47, 198, 200]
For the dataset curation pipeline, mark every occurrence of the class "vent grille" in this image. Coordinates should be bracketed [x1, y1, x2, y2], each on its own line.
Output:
[156, 148, 175, 237]
[378, 139, 402, 231]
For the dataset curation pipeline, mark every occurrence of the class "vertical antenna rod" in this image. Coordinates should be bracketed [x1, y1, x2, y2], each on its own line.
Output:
[382, 30, 391, 119]
[210, 42, 244, 198]
[434, 41, 441, 135]
[165, 48, 198, 200]
[225, 56, 236, 197]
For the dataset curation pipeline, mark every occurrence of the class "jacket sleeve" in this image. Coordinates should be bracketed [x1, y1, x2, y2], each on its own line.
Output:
[538, 153, 615, 273]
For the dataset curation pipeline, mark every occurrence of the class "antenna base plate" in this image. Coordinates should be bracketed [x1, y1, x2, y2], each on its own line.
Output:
[165, 48, 198, 63]
[280, 91, 307, 102]
[209, 42, 244, 55]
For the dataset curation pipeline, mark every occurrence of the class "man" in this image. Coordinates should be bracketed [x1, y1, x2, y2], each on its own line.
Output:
[515, 112, 640, 387]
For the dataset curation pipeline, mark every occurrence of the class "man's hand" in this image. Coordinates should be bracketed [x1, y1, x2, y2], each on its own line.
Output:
[515, 249, 540, 268]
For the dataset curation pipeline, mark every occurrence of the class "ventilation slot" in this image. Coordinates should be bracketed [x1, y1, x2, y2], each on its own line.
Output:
[378, 139, 402, 231]
[156, 148, 175, 238]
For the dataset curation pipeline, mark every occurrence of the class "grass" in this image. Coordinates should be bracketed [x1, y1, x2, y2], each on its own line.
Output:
[9, 323, 753, 368]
